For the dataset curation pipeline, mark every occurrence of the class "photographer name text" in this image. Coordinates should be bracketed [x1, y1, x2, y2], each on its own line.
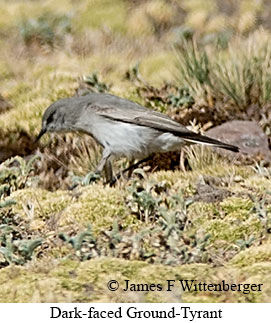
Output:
[107, 279, 263, 294]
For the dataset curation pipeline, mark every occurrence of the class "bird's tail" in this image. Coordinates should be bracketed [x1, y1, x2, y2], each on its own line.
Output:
[181, 133, 239, 152]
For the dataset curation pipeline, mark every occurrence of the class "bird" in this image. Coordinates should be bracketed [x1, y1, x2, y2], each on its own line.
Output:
[36, 93, 239, 183]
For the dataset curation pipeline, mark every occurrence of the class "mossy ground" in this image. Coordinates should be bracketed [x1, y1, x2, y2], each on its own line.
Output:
[0, 0, 271, 303]
[1, 254, 271, 302]
[1, 162, 271, 302]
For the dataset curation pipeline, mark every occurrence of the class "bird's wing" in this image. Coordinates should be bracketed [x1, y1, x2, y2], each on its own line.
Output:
[88, 103, 192, 135]
[86, 102, 239, 152]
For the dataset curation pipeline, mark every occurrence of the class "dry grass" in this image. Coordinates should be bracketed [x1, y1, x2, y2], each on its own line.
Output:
[0, 0, 271, 303]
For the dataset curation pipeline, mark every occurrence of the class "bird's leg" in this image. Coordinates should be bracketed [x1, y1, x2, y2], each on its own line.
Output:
[95, 147, 112, 177]
[127, 159, 135, 178]
[104, 159, 113, 183]
[108, 155, 153, 186]
[108, 159, 134, 186]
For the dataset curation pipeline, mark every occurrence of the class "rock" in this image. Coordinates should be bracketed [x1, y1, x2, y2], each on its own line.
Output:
[193, 175, 233, 203]
[206, 120, 271, 162]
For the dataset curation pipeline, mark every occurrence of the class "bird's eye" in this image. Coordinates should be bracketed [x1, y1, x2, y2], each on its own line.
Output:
[46, 111, 56, 125]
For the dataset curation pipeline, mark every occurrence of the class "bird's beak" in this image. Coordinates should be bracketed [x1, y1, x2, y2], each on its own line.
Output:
[35, 129, 46, 143]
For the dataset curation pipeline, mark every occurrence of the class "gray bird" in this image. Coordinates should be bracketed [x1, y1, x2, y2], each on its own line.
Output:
[37, 93, 239, 183]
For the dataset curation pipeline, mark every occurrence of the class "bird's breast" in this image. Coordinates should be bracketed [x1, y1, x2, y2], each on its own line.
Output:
[93, 118, 156, 159]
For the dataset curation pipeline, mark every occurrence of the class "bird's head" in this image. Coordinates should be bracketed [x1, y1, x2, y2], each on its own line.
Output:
[36, 100, 68, 142]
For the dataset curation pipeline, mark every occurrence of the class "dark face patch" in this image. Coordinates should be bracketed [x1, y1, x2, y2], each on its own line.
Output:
[45, 110, 56, 126]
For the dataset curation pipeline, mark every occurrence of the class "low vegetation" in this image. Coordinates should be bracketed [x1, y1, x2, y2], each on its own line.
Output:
[0, 0, 270, 302]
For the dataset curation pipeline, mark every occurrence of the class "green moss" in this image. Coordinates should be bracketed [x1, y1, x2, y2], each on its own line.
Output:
[239, 262, 271, 276]
[6, 188, 71, 233]
[0, 257, 269, 302]
[230, 244, 271, 267]
[242, 176, 271, 194]
[9, 185, 140, 234]
[11, 188, 71, 219]
[220, 197, 253, 219]
[141, 52, 176, 84]
[0, 6, 19, 32]
[205, 218, 261, 244]
[73, 0, 128, 34]
[0, 0, 270, 304]
[58, 185, 133, 232]
[186, 195, 263, 249]
[0, 61, 14, 81]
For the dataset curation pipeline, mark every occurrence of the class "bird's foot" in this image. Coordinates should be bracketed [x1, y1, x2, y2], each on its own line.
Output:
[108, 176, 118, 187]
